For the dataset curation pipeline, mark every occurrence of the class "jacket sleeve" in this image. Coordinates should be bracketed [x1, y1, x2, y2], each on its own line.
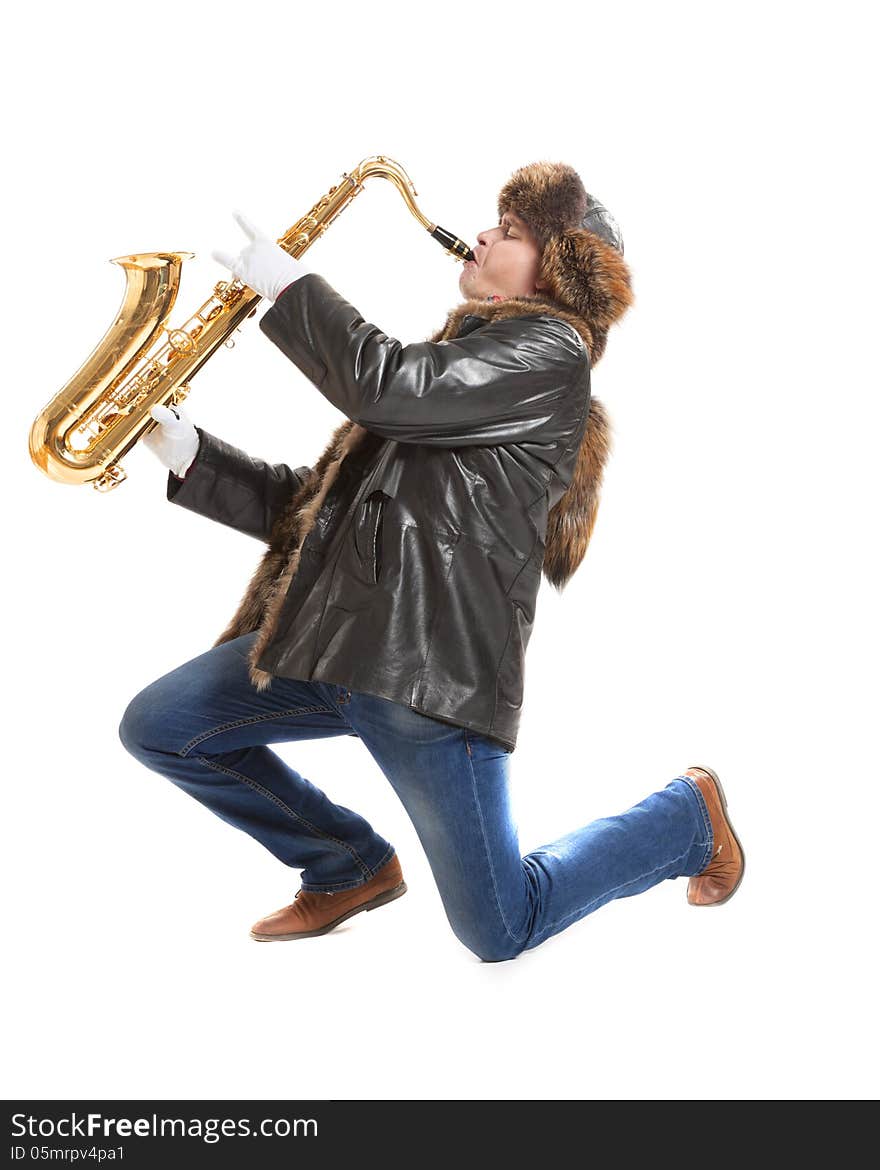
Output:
[258, 273, 589, 451]
[165, 426, 312, 544]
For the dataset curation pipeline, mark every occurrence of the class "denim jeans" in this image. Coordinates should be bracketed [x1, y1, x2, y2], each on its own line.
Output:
[118, 632, 714, 962]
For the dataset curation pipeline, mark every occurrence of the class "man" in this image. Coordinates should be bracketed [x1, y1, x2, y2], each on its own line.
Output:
[120, 161, 745, 962]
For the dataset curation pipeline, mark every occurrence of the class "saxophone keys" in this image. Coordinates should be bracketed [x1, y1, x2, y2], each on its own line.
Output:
[165, 328, 197, 355]
[93, 463, 127, 492]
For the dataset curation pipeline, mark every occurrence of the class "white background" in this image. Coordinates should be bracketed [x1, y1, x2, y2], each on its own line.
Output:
[2, 0, 877, 1101]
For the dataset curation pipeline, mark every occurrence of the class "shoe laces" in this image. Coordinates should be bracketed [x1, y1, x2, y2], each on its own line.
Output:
[292, 888, 333, 902]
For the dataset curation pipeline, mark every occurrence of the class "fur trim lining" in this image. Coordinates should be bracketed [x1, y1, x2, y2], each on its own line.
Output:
[543, 396, 612, 589]
[212, 420, 369, 680]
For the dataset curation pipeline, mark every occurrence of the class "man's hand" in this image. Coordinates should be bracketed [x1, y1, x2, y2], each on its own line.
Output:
[212, 210, 310, 302]
[144, 403, 200, 479]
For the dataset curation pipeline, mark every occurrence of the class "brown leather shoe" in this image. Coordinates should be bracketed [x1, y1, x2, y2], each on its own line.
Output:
[250, 853, 407, 941]
[684, 765, 746, 906]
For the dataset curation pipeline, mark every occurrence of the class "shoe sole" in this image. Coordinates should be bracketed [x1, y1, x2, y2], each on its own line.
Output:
[249, 880, 408, 941]
[686, 764, 746, 906]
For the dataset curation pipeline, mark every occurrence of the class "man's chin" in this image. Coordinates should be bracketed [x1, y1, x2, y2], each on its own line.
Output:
[459, 274, 481, 299]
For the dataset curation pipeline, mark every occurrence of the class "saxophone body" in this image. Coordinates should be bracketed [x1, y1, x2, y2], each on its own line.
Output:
[29, 155, 474, 491]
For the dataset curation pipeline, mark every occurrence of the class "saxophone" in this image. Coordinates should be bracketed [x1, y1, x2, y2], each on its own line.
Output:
[29, 155, 475, 492]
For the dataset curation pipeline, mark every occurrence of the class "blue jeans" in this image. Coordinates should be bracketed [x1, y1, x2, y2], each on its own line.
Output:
[118, 632, 714, 962]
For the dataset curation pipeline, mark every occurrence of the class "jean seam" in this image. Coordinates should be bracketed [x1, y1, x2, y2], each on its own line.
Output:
[675, 774, 715, 872]
[464, 734, 526, 947]
[178, 705, 335, 756]
[301, 844, 396, 893]
[195, 756, 374, 881]
[538, 845, 695, 937]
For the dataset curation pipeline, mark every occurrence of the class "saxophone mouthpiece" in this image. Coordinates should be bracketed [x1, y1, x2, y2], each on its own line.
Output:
[430, 225, 475, 263]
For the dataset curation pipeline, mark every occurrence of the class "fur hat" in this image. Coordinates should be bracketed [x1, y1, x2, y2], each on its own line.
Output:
[496, 160, 633, 363]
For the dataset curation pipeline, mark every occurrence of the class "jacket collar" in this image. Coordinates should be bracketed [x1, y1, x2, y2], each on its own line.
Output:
[439, 293, 595, 352]
[455, 313, 489, 338]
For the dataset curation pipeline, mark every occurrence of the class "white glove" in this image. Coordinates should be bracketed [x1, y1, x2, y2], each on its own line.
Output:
[144, 403, 200, 478]
[212, 210, 310, 302]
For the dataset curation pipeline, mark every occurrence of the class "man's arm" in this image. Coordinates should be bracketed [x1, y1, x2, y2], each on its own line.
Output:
[166, 426, 312, 544]
[259, 273, 589, 454]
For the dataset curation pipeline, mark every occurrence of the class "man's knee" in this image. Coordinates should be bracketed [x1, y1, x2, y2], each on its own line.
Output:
[118, 688, 162, 759]
[450, 922, 526, 964]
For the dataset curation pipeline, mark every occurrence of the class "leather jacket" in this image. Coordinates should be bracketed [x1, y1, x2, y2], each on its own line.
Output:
[166, 273, 591, 752]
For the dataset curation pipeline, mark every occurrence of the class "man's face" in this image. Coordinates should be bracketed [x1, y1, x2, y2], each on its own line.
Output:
[458, 210, 547, 300]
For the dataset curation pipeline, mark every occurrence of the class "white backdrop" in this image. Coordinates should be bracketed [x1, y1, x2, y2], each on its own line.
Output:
[3, 0, 877, 1101]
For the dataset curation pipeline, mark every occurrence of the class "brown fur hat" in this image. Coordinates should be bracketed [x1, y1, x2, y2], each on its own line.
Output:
[496, 160, 633, 364]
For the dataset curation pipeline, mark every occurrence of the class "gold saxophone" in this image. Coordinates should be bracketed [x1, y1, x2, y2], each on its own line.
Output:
[29, 155, 475, 492]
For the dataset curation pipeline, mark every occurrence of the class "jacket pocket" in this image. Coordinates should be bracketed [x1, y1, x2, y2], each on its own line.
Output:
[353, 489, 387, 584]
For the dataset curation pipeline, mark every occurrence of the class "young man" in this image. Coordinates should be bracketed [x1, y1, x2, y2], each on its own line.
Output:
[121, 161, 745, 962]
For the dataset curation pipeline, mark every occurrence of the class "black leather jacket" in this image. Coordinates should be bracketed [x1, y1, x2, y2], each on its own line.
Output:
[166, 274, 591, 752]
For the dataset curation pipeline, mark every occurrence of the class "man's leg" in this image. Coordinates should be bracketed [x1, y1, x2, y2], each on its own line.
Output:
[117, 633, 395, 892]
[341, 691, 714, 961]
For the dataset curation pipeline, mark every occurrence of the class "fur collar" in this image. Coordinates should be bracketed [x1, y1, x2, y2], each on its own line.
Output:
[438, 290, 596, 351]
